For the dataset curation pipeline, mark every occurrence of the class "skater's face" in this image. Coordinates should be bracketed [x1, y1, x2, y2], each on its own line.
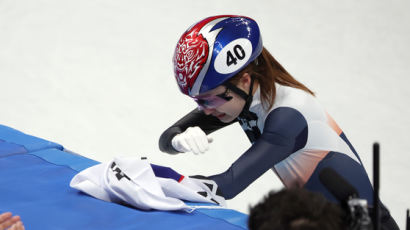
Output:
[195, 73, 254, 123]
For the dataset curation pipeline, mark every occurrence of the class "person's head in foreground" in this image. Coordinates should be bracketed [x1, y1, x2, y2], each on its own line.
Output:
[248, 188, 346, 230]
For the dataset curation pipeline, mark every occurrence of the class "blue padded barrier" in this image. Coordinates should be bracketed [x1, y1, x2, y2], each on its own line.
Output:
[0, 124, 248, 230]
[0, 139, 27, 155]
[0, 124, 63, 156]
[0, 153, 246, 230]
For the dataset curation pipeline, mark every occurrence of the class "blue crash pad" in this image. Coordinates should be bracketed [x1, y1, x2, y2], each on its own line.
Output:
[0, 125, 63, 156]
[0, 124, 248, 230]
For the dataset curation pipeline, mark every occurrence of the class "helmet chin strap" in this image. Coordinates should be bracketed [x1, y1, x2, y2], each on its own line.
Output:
[222, 76, 256, 120]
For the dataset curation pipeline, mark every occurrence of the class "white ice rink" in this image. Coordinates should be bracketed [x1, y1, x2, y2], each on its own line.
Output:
[1, 0, 409, 228]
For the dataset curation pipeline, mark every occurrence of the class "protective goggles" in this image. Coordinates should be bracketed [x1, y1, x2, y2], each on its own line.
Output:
[193, 88, 233, 109]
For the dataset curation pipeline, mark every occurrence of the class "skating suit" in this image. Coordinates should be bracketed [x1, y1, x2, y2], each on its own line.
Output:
[159, 84, 374, 204]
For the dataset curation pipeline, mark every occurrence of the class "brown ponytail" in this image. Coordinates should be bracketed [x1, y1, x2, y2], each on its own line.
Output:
[229, 47, 314, 110]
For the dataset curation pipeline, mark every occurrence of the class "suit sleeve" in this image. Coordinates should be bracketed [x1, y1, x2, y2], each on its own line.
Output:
[158, 108, 235, 154]
[209, 107, 309, 199]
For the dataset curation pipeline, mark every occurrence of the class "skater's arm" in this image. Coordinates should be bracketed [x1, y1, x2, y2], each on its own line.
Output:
[209, 107, 308, 199]
[159, 108, 234, 154]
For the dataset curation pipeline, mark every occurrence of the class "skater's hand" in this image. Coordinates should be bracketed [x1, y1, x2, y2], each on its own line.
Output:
[0, 212, 25, 230]
[171, 126, 213, 155]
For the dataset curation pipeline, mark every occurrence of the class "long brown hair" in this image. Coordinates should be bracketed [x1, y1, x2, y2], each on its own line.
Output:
[229, 47, 314, 111]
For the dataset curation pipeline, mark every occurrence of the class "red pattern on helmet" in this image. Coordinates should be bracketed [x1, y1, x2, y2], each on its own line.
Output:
[173, 27, 209, 95]
[173, 15, 237, 95]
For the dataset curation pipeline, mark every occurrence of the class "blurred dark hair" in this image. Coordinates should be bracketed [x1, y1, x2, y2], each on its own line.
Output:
[248, 188, 346, 230]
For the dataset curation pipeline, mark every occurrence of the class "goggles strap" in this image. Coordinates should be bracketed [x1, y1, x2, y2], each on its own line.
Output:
[222, 76, 256, 120]
[222, 81, 248, 101]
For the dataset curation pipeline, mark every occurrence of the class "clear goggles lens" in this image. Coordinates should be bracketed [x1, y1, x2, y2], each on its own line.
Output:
[193, 89, 233, 109]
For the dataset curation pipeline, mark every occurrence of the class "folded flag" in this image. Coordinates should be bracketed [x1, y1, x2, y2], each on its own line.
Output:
[70, 156, 225, 211]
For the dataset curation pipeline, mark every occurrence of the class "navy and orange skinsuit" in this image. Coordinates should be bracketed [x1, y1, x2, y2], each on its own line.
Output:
[159, 83, 398, 229]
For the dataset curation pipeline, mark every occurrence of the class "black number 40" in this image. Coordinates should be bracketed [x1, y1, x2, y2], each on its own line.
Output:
[226, 45, 246, 66]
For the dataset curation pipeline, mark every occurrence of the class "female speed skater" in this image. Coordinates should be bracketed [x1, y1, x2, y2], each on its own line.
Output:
[159, 15, 398, 229]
